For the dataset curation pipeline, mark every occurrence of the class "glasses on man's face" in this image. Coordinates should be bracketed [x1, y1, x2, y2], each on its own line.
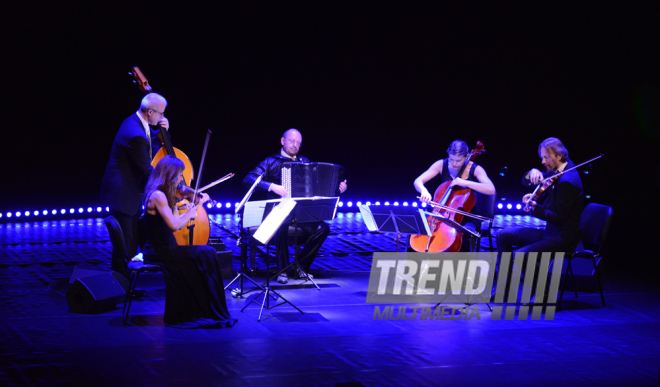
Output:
[151, 109, 164, 116]
[285, 138, 302, 147]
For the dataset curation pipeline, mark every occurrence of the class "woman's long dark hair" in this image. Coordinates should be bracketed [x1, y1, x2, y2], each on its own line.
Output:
[143, 156, 185, 211]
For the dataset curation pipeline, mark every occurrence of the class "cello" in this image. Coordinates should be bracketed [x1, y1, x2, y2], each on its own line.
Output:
[129, 67, 212, 246]
[410, 142, 486, 252]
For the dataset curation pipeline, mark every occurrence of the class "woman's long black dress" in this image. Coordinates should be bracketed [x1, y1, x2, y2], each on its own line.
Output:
[143, 208, 237, 328]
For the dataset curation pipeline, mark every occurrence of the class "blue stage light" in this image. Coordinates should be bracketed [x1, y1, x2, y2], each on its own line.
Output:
[206, 203, 212, 209]
[347, 201, 353, 207]
[225, 203, 231, 208]
[69, 209, 75, 214]
[96, 207, 102, 213]
[384, 201, 390, 206]
[6, 213, 11, 218]
[105, 207, 110, 212]
[366, 201, 371, 206]
[422, 203, 427, 208]
[52, 210, 57, 215]
[506, 204, 512, 209]
[41, 210, 47, 215]
[87, 207, 93, 213]
[338, 201, 344, 207]
[356, 201, 362, 207]
[375, 201, 380, 206]
[516, 204, 522, 210]
[403, 202, 408, 206]
[25, 211, 31, 217]
[61, 209, 66, 214]
[412, 202, 418, 207]
[0, 213, 3, 219]
[16, 212, 21, 217]
[393, 202, 399, 206]
[235, 202, 240, 208]
[216, 203, 221, 209]
[497, 203, 503, 209]
[78, 208, 84, 213]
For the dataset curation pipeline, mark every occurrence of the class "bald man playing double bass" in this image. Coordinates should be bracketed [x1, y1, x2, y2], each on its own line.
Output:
[101, 93, 169, 278]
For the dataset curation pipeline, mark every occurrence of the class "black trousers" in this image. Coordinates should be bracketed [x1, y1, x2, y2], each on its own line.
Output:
[276, 221, 330, 273]
[110, 209, 140, 278]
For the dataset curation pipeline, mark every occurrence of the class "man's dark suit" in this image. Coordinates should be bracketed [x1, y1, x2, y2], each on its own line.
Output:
[101, 113, 153, 277]
[497, 160, 584, 253]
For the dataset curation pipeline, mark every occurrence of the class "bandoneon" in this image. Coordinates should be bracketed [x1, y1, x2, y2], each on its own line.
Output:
[281, 162, 344, 198]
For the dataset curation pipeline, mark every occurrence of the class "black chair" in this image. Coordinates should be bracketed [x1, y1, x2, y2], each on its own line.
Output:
[557, 203, 612, 309]
[104, 216, 164, 324]
[473, 191, 497, 252]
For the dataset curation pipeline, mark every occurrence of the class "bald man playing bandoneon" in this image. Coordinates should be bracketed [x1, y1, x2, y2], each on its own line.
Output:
[243, 128, 347, 283]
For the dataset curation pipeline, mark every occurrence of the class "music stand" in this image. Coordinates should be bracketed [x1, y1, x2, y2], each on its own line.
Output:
[358, 205, 433, 251]
[224, 174, 266, 298]
[240, 198, 305, 321]
[267, 197, 339, 290]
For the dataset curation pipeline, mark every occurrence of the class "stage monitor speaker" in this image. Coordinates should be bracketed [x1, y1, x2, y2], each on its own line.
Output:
[208, 237, 227, 251]
[66, 272, 126, 314]
[69, 266, 129, 292]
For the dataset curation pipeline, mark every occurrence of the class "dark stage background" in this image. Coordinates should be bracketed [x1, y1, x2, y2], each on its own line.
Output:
[2, 3, 659, 272]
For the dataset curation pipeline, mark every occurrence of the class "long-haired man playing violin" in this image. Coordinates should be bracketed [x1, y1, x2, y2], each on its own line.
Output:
[496, 137, 583, 254]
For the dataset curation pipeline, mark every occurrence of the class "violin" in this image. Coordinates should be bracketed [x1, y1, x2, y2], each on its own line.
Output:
[410, 142, 486, 253]
[177, 183, 206, 203]
[524, 154, 603, 211]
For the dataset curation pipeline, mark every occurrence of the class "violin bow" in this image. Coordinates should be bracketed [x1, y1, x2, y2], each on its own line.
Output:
[416, 197, 493, 222]
[540, 153, 604, 184]
[197, 173, 235, 193]
[193, 130, 213, 200]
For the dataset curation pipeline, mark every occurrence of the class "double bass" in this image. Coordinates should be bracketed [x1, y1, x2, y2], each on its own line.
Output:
[410, 142, 487, 252]
[129, 67, 211, 246]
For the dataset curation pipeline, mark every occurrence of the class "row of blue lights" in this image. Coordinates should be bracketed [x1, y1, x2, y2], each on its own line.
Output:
[199, 200, 528, 210]
[1, 200, 531, 220]
[201, 201, 427, 209]
[1, 207, 110, 219]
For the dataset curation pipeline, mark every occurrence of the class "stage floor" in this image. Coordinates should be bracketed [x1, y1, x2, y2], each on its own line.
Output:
[1, 213, 659, 386]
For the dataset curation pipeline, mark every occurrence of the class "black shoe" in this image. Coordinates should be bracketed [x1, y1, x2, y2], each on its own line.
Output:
[293, 268, 313, 280]
[277, 273, 289, 284]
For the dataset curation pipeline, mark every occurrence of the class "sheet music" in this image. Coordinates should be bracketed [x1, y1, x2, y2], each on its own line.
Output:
[358, 205, 379, 232]
[242, 198, 281, 228]
[253, 197, 297, 244]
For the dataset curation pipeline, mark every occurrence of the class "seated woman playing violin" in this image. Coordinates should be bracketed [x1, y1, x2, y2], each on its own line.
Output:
[142, 155, 236, 329]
